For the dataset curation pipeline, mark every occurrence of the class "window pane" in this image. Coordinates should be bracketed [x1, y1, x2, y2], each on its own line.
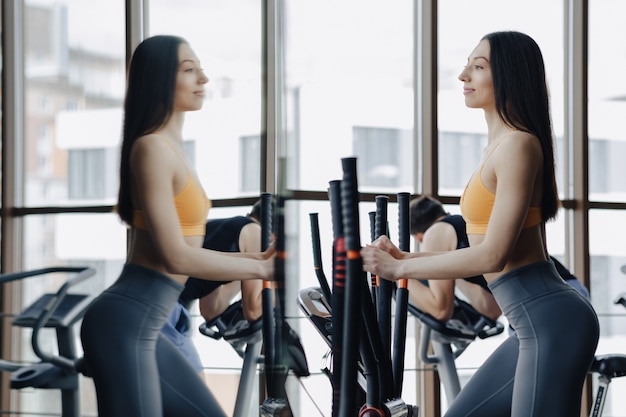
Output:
[148, 0, 263, 200]
[437, 0, 564, 197]
[24, 0, 126, 207]
[589, 209, 626, 415]
[589, 1, 626, 202]
[284, 0, 414, 193]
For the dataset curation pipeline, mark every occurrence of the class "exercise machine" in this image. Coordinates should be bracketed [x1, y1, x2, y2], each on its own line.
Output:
[200, 298, 310, 417]
[300, 157, 418, 417]
[305, 211, 504, 407]
[408, 297, 504, 404]
[198, 192, 309, 417]
[0, 266, 96, 417]
[199, 300, 264, 417]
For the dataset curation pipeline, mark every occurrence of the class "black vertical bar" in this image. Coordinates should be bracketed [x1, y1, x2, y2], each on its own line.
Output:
[328, 180, 345, 417]
[309, 212, 332, 302]
[393, 192, 410, 397]
[338, 158, 362, 417]
[273, 194, 287, 384]
[374, 195, 392, 360]
[368, 211, 379, 308]
[260, 193, 278, 398]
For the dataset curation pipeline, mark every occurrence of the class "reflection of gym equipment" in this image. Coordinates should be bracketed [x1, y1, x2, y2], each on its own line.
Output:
[588, 293, 626, 417]
[258, 192, 293, 416]
[198, 193, 308, 417]
[0, 266, 96, 417]
[200, 298, 310, 417]
[199, 300, 264, 417]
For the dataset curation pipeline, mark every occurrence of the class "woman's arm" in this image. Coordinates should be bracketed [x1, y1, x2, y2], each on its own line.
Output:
[362, 132, 542, 282]
[130, 135, 274, 281]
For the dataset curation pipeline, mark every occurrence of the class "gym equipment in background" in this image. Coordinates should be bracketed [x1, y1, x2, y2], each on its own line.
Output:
[0, 266, 96, 417]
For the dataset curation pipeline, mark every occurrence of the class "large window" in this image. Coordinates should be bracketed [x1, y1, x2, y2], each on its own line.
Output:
[588, 2, 626, 414]
[10, 1, 127, 415]
[145, 1, 265, 413]
[149, 0, 264, 200]
[2, 2, 626, 417]
[283, 0, 414, 193]
[24, 1, 126, 207]
[438, 0, 565, 199]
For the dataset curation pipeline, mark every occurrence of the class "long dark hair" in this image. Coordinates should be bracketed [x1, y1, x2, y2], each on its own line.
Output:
[117, 35, 187, 226]
[483, 31, 559, 221]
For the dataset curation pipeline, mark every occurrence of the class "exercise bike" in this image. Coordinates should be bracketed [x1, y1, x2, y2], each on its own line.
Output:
[200, 298, 310, 417]
[0, 266, 96, 417]
[199, 193, 309, 417]
[199, 300, 265, 417]
[408, 297, 504, 404]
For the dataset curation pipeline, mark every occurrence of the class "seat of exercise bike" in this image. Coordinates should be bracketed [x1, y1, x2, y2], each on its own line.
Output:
[590, 354, 626, 378]
[12, 293, 94, 329]
[407, 297, 504, 342]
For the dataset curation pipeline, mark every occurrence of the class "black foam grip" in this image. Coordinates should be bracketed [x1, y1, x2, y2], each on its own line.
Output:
[397, 192, 410, 252]
[328, 180, 344, 239]
[374, 195, 388, 239]
[369, 211, 376, 242]
[341, 157, 361, 251]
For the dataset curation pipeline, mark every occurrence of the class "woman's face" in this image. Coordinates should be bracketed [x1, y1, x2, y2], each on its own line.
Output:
[173, 43, 209, 112]
[458, 39, 495, 111]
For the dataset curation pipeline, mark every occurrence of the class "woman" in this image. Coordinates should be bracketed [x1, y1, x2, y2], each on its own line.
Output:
[80, 35, 273, 417]
[361, 31, 599, 416]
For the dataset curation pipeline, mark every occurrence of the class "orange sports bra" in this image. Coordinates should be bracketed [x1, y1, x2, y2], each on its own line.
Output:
[460, 135, 542, 235]
[133, 140, 212, 236]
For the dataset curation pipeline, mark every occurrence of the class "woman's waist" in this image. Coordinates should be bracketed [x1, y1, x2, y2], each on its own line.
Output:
[126, 256, 188, 285]
[483, 255, 549, 284]
[105, 263, 185, 310]
[487, 260, 572, 307]
[127, 235, 199, 285]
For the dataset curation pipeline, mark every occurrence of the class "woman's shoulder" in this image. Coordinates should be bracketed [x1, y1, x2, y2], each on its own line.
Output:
[503, 130, 539, 145]
[133, 134, 168, 152]
[130, 134, 176, 166]
[498, 130, 542, 159]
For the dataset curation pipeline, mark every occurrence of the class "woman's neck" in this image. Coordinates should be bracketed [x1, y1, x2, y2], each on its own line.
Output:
[484, 111, 513, 143]
[157, 112, 185, 143]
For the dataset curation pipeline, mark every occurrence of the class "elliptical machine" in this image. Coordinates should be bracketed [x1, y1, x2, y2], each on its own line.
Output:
[299, 157, 418, 417]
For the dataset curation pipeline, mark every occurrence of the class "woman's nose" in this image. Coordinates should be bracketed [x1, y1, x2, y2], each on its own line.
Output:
[458, 67, 468, 81]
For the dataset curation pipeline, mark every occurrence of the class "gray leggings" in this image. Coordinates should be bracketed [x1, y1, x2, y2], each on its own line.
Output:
[80, 263, 227, 417]
[444, 261, 599, 417]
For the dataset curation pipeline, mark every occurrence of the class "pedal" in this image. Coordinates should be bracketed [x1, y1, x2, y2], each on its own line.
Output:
[260, 397, 292, 417]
